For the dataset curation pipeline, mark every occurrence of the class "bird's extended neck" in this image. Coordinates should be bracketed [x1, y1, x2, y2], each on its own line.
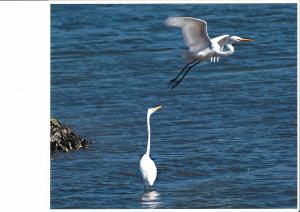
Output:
[216, 44, 235, 56]
[146, 112, 151, 156]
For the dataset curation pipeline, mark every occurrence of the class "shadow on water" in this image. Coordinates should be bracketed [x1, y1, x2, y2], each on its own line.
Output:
[141, 190, 163, 209]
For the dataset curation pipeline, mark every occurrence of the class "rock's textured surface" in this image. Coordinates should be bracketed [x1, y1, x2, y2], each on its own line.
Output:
[50, 118, 92, 154]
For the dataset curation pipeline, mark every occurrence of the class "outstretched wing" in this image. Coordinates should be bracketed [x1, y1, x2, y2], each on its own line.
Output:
[166, 17, 211, 53]
[211, 35, 230, 51]
[210, 35, 230, 62]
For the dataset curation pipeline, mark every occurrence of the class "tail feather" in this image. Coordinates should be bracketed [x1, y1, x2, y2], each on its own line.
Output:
[210, 56, 221, 63]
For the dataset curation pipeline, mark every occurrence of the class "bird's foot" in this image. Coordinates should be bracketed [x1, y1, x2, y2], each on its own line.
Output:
[170, 80, 182, 89]
[167, 78, 178, 87]
[168, 77, 183, 89]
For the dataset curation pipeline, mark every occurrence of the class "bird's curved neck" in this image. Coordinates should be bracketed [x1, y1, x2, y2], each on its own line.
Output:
[146, 112, 151, 156]
[216, 44, 234, 56]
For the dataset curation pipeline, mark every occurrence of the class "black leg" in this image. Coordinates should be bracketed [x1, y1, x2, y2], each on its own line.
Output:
[144, 186, 153, 192]
[171, 61, 200, 89]
[168, 60, 196, 87]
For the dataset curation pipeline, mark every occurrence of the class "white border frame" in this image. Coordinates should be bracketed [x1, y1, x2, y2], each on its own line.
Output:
[0, 0, 297, 211]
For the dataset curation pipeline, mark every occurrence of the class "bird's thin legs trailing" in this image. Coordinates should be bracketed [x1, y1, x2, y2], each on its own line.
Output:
[168, 59, 196, 87]
[171, 61, 200, 89]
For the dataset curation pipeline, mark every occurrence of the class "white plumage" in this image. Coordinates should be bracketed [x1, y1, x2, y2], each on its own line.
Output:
[166, 17, 211, 53]
[140, 154, 157, 187]
[139, 106, 161, 189]
[166, 17, 253, 88]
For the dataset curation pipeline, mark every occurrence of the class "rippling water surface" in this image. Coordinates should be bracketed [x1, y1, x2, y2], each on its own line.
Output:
[51, 4, 297, 208]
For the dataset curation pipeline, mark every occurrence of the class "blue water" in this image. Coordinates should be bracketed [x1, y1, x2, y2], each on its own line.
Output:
[51, 4, 297, 209]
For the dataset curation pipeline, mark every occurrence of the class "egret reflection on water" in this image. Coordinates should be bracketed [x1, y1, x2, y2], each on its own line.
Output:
[165, 17, 253, 88]
[141, 190, 163, 208]
[139, 106, 162, 190]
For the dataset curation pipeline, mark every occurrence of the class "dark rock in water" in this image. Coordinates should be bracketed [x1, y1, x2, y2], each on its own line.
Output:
[50, 118, 92, 154]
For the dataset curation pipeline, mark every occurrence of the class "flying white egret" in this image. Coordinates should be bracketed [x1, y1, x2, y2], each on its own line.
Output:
[165, 17, 253, 88]
[140, 106, 162, 190]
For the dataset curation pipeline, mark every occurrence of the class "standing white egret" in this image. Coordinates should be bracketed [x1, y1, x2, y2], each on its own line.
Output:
[140, 106, 162, 190]
[165, 17, 253, 88]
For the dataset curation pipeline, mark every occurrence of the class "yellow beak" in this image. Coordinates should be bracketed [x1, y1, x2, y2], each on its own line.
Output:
[153, 106, 162, 111]
[240, 38, 253, 42]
